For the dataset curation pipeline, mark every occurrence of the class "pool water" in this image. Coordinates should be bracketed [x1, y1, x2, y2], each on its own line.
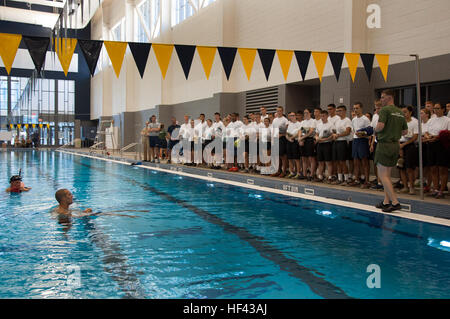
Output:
[0, 150, 449, 299]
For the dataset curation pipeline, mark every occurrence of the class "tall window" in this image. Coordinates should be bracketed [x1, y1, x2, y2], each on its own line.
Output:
[0, 76, 7, 117]
[136, 0, 161, 42]
[111, 19, 125, 41]
[171, 0, 216, 27]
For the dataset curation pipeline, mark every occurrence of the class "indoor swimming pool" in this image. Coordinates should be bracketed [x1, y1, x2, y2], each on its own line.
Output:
[1, 150, 449, 299]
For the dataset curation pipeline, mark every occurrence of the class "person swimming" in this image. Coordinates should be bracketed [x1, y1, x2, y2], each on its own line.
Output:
[6, 174, 31, 193]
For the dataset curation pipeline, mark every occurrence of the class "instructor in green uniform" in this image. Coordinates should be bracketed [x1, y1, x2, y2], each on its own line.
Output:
[374, 89, 408, 212]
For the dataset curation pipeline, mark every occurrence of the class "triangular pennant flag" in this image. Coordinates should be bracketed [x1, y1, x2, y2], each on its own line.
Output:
[152, 44, 174, 79]
[10, 124, 14, 130]
[46, 124, 50, 129]
[104, 41, 127, 78]
[238, 48, 257, 81]
[78, 39, 103, 76]
[23, 36, 50, 74]
[25, 124, 29, 129]
[32, 124, 36, 128]
[55, 38, 77, 76]
[294, 51, 311, 81]
[217, 47, 237, 80]
[376, 54, 390, 82]
[17, 124, 21, 130]
[360, 53, 375, 81]
[277, 50, 294, 81]
[197, 46, 217, 80]
[39, 124, 43, 128]
[328, 52, 344, 81]
[345, 53, 360, 82]
[311, 52, 328, 82]
[257, 49, 276, 81]
[0, 33, 22, 75]
[174, 44, 196, 80]
[128, 42, 151, 78]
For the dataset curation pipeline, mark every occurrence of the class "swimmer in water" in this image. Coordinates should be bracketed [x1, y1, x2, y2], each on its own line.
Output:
[6, 175, 31, 193]
[52, 189, 138, 218]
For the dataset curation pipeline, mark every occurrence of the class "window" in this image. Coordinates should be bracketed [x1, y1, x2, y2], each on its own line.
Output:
[0, 76, 7, 117]
[136, 0, 161, 42]
[171, 0, 216, 27]
[111, 19, 125, 42]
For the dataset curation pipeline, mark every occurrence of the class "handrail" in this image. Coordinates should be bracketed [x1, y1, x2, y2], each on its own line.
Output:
[90, 142, 104, 150]
[120, 142, 140, 160]
[57, 142, 72, 150]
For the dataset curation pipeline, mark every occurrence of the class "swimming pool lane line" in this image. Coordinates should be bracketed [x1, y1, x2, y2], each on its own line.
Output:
[72, 157, 353, 299]
[59, 150, 450, 228]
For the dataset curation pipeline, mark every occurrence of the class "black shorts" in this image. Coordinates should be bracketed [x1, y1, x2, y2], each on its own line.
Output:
[347, 140, 353, 161]
[317, 142, 333, 162]
[276, 136, 288, 156]
[333, 140, 348, 161]
[427, 140, 450, 167]
[352, 138, 370, 159]
[158, 139, 167, 149]
[402, 143, 418, 169]
[301, 138, 316, 157]
[286, 140, 300, 160]
[168, 140, 179, 150]
[149, 136, 159, 147]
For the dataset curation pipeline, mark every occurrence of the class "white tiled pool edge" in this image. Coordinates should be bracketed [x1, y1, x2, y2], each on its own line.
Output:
[59, 150, 450, 228]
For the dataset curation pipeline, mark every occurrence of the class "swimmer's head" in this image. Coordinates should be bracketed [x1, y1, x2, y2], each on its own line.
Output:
[55, 189, 73, 205]
[9, 175, 22, 188]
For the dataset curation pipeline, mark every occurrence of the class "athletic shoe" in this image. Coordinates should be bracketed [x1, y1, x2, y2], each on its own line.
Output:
[382, 203, 402, 212]
[435, 191, 445, 199]
[376, 201, 391, 209]
[331, 179, 343, 185]
[298, 174, 306, 180]
[313, 177, 323, 183]
[399, 187, 409, 194]
[279, 172, 286, 178]
[360, 182, 371, 189]
[294, 174, 302, 180]
[287, 173, 296, 178]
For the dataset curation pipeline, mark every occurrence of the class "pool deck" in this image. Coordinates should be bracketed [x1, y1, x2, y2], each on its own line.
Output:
[6, 147, 449, 226]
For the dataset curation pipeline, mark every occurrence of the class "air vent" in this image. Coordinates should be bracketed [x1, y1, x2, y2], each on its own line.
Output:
[245, 86, 279, 115]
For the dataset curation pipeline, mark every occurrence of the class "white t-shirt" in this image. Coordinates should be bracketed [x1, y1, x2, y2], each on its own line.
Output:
[431, 114, 437, 119]
[259, 125, 273, 143]
[241, 123, 257, 141]
[272, 116, 289, 136]
[203, 125, 214, 141]
[328, 115, 339, 127]
[179, 123, 191, 139]
[300, 119, 316, 137]
[421, 120, 430, 136]
[212, 121, 225, 139]
[286, 121, 302, 139]
[334, 117, 352, 141]
[371, 113, 379, 129]
[352, 115, 371, 139]
[316, 121, 335, 142]
[427, 116, 450, 136]
[260, 114, 268, 122]
[400, 117, 419, 142]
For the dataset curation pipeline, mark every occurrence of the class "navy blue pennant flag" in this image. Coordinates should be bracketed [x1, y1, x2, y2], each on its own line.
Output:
[129, 42, 152, 78]
[174, 44, 196, 80]
[257, 49, 276, 81]
[360, 53, 375, 81]
[78, 39, 103, 76]
[294, 51, 311, 81]
[22, 36, 50, 74]
[328, 52, 345, 81]
[218, 47, 237, 81]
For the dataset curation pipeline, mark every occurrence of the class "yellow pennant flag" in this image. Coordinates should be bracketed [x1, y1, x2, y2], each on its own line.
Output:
[46, 124, 50, 129]
[238, 48, 257, 81]
[276, 50, 294, 81]
[345, 53, 360, 82]
[196, 46, 217, 80]
[32, 124, 36, 128]
[55, 38, 78, 77]
[376, 54, 389, 82]
[10, 124, 14, 130]
[152, 44, 174, 79]
[39, 124, 43, 129]
[104, 41, 128, 78]
[25, 124, 29, 129]
[0, 33, 22, 75]
[312, 52, 328, 82]
[17, 124, 21, 130]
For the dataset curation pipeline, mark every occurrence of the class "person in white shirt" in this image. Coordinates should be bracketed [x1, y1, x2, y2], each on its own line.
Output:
[420, 108, 433, 192]
[270, 106, 290, 178]
[349, 102, 372, 188]
[315, 110, 335, 182]
[202, 119, 215, 167]
[285, 112, 302, 178]
[446, 103, 450, 118]
[239, 116, 257, 173]
[260, 107, 268, 122]
[424, 103, 450, 198]
[147, 115, 161, 163]
[425, 101, 436, 119]
[368, 99, 382, 190]
[313, 107, 322, 126]
[298, 108, 317, 181]
[259, 117, 272, 169]
[327, 104, 340, 181]
[398, 106, 419, 195]
[331, 105, 352, 185]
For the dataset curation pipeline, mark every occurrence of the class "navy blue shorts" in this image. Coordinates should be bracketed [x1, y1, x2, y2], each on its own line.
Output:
[168, 140, 179, 149]
[149, 136, 159, 148]
[352, 138, 370, 159]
